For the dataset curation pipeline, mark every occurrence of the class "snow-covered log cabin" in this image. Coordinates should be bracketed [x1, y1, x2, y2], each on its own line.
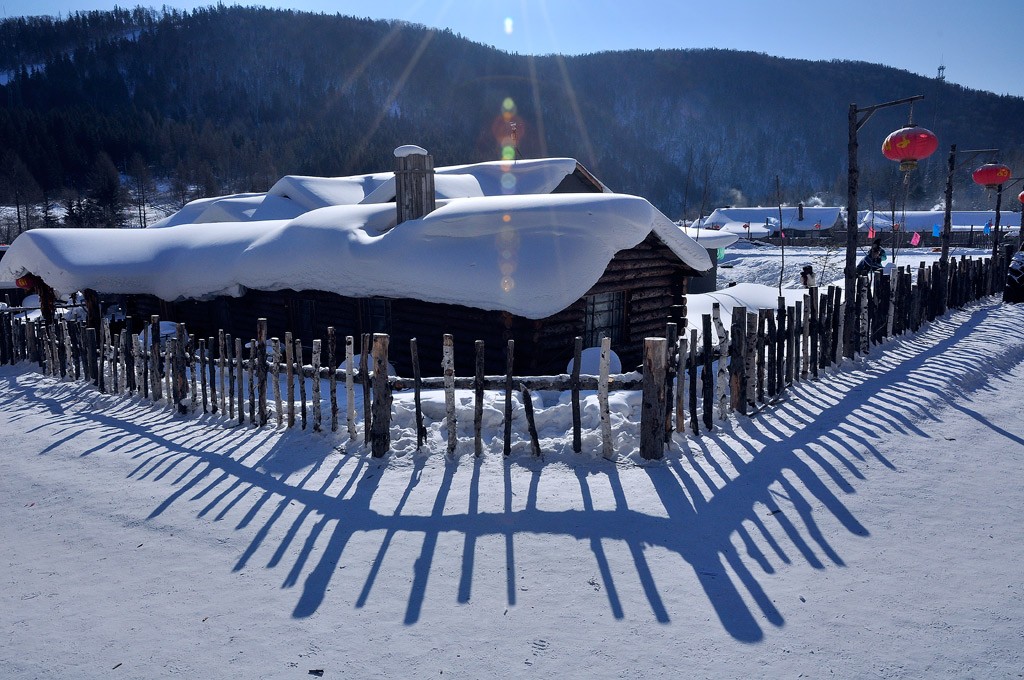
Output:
[1, 147, 716, 375]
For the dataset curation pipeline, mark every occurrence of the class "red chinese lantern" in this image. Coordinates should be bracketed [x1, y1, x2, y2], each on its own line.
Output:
[881, 125, 939, 171]
[15, 274, 38, 290]
[972, 163, 1012, 189]
[1018, 190, 1024, 205]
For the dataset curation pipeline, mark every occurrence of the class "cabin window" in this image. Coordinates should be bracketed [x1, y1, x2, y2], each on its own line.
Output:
[584, 291, 626, 348]
[361, 298, 392, 335]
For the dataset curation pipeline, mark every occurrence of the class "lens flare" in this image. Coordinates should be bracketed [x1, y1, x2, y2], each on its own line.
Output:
[501, 171, 517, 189]
[502, 214, 511, 223]
[503, 97, 516, 112]
[501, 146, 516, 161]
[501, 276, 515, 292]
[504, 17, 513, 35]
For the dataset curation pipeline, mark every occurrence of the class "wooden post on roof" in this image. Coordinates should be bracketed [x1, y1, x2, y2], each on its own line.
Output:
[394, 146, 436, 224]
[371, 334, 392, 457]
[640, 337, 667, 460]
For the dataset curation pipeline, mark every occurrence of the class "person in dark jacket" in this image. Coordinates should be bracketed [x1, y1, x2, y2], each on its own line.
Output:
[1005, 242, 1024, 303]
[857, 238, 886, 275]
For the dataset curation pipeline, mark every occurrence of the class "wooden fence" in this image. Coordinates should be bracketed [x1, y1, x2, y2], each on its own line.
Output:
[0, 252, 1011, 461]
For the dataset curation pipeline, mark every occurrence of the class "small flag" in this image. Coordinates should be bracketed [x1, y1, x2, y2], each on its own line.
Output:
[932, 224, 941, 237]
[868, 225, 875, 238]
[910, 232, 921, 246]
[717, 248, 725, 261]
[813, 221, 821, 230]
[780, 229, 785, 238]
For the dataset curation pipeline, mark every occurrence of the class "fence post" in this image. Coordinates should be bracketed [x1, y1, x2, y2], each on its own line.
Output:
[371, 334, 391, 457]
[285, 331, 295, 428]
[443, 333, 456, 456]
[571, 336, 583, 453]
[520, 383, 541, 457]
[701, 314, 714, 431]
[688, 328, 698, 435]
[640, 337, 667, 460]
[235, 337, 245, 425]
[327, 327, 337, 432]
[360, 334, 370, 444]
[663, 323, 678, 443]
[474, 339, 485, 457]
[599, 336, 614, 458]
[713, 304, 729, 419]
[311, 339, 322, 433]
[410, 337, 424, 448]
[271, 338, 281, 426]
[504, 339, 514, 457]
[257, 319, 268, 426]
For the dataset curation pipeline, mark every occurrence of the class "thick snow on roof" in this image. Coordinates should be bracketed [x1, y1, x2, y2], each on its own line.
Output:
[161, 158, 594, 228]
[1, 193, 711, 319]
[679, 226, 739, 249]
[702, 207, 842, 232]
[858, 209, 1022, 233]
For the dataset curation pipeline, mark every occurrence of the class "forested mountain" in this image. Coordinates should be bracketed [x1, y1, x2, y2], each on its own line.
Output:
[2, 5, 1023, 235]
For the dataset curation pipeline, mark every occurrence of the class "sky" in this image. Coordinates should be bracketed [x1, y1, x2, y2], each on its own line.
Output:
[2, 0, 1023, 97]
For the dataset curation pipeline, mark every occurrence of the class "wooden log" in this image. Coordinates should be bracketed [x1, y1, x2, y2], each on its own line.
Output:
[271, 338, 281, 425]
[831, 285, 843, 365]
[675, 329, 687, 434]
[640, 337, 667, 460]
[571, 336, 583, 453]
[410, 337, 423, 447]
[688, 328, 699, 435]
[311, 339, 322, 433]
[701, 314, 714, 431]
[188, 334, 198, 412]
[775, 297, 786, 396]
[257, 319, 268, 426]
[86, 326, 99, 390]
[818, 291, 830, 371]
[788, 304, 798, 385]
[248, 339, 257, 426]
[745, 312, 757, 408]
[712, 304, 729, 419]
[97, 320, 108, 392]
[520, 383, 542, 457]
[599, 335, 614, 458]
[765, 309, 777, 398]
[218, 329, 227, 415]
[327, 327, 337, 433]
[857, 276, 869, 356]
[808, 288, 818, 379]
[285, 331, 295, 428]
[443, 333, 457, 456]
[730, 306, 746, 413]
[296, 337, 307, 430]
[504, 339, 514, 457]
[207, 335, 218, 411]
[474, 339, 485, 457]
[371, 334, 392, 457]
[346, 335, 358, 440]
[663, 324, 678, 442]
[199, 338, 208, 413]
[756, 311, 766, 401]
[133, 333, 143, 396]
[361, 333, 370, 445]
[234, 337, 244, 425]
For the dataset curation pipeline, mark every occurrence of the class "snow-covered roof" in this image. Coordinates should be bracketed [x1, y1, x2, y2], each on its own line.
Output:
[152, 157, 595, 228]
[678, 226, 740, 249]
[857, 210, 1022, 233]
[1, 191, 712, 320]
[702, 207, 842, 233]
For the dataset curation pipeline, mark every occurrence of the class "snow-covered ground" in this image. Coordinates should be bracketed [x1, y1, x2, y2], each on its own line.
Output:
[2, 246, 1023, 678]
